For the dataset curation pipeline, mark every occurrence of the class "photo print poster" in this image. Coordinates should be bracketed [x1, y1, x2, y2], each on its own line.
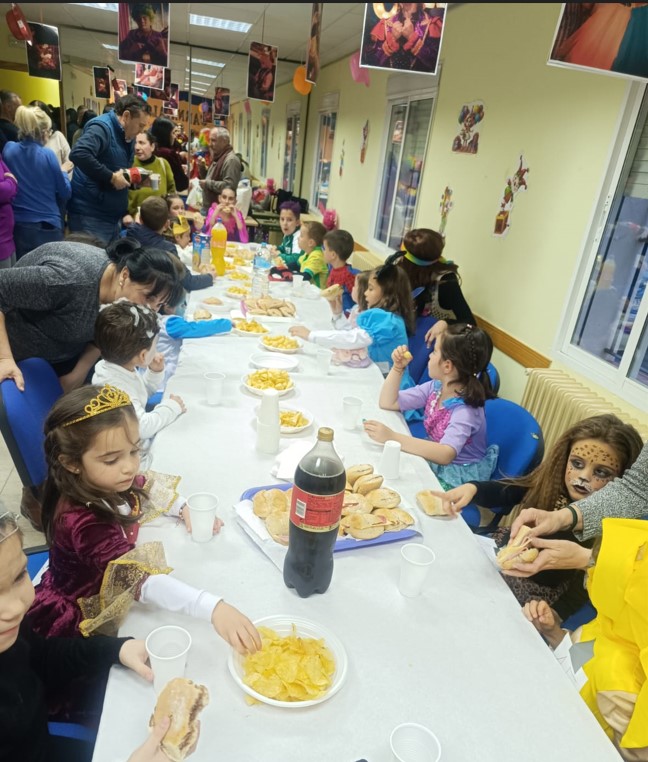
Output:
[247, 41, 278, 102]
[306, 3, 323, 84]
[134, 62, 165, 90]
[214, 87, 230, 116]
[360, 3, 446, 75]
[118, 2, 169, 67]
[26, 22, 62, 80]
[93, 66, 111, 99]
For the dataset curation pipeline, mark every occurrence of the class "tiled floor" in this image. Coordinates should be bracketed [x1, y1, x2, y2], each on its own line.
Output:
[0, 436, 46, 550]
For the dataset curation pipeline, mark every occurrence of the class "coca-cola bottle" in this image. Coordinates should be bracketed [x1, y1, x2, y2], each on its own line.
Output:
[283, 428, 346, 597]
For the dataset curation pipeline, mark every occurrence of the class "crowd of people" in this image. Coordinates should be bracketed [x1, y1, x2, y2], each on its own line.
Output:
[0, 89, 646, 761]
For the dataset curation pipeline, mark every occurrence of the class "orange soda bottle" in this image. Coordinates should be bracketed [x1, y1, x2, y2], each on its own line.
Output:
[210, 217, 227, 276]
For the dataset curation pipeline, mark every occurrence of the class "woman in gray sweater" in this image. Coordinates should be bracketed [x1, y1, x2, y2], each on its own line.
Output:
[0, 238, 177, 391]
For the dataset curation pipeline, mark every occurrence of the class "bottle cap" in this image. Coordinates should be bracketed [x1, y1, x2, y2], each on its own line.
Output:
[317, 427, 334, 442]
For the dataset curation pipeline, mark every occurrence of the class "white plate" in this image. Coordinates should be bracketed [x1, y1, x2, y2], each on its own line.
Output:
[278, 405, 313, 434]
[258, 336, 302, 354]
[242, 373, 294, 397]
[199, 301, 230, 315]
[249, 353, 299, 371]
[233, 325, 270, 338]
[228, 615, 348, 708]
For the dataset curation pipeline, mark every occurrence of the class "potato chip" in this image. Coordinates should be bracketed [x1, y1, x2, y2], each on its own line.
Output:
[279, 410, 309, 428]
[246, 369, 293, 391]
[242, 625, 335, 703]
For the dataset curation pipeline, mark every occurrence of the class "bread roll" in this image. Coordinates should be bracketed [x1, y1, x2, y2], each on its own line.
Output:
[496, 526, 539, 570]
[266, 511, 290, 545]
[373, 507, 414, 532]
[193, 308, 211, 321]
[203, 297, 223, 305]
[253, 488, 288, 518]
[149, 678, 209, 762]
[366, 487, 401, 509]
[321, 284, 343, 299]
[341, 513, 386, 540]
[353, 473, 383, 495]
[341, 493, 372, 516]
[345, 464, 374, 487]
[416, 490, 448, 516]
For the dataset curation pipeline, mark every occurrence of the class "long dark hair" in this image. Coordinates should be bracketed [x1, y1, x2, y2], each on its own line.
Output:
[440, 323, 494, 407]
[41, 386, 145, 544]
[106, 238, 177, 303]
[371, 263, 416, 334]
[150, 116, 175, 149]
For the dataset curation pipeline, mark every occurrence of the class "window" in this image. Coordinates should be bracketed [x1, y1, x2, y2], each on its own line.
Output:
[558, 83, 648, 407]
[373, 96, 434, 250]
[283, 102, 301, 192]
[312, 92, 339, 214]
[260, 108, 270, 177]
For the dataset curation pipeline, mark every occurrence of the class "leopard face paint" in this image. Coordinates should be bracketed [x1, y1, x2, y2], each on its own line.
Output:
[564, 438, 621, 502]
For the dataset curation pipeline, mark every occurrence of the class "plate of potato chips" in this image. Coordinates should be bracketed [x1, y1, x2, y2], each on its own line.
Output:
[233, 319, 270, 337]
[228, 615, 347, 707]
[242, 369, 294, 396]
[278, 406, 313, 434]
[260, 334, 301, 354]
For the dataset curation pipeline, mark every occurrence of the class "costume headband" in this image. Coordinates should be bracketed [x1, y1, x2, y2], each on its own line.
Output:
[0, 511, 19, 544]
[61, 385, 133, 428]
[172, 215, 190, 237]
[403, 250, 437, 267]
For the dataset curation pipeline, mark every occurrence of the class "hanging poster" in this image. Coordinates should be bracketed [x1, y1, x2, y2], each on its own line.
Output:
[147, 69, 171, 99]
[112, 78, 128, 99]
[118, 2, 169, 67]
[306, 3, 323, 84]
[214, 87, 230, 116]
[247, 41, 278, 102]
[26, 23, 62, 81]
[359, 3, 446, 76]
[452, 101, 485, 155]
[191, 95, 213, 126]
[134, 63, 165, 89]
[163, 83, 179, 116]
[548, 3, 648, 81]
[93, 66, 111, 99]
[494, 155, 530, 237]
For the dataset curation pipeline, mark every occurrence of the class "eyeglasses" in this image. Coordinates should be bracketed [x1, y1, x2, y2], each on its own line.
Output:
[0, 512, 19, 544]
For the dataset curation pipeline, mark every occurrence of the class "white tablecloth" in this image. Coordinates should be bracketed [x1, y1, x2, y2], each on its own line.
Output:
[92, 281, 621, 762]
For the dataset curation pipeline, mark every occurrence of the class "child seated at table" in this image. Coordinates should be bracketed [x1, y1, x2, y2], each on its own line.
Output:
[274, 200, 301, 265]
[27, 385, 261, 657]
[91, 301, 185, 469]
[290, 264, 415, 374]
[170, 214, 193, 268]
[167, 192, 204, 232]
[204, 183, 249, 243]
[278, 220, 328, 288]
[364, 323, 498, 487]
[323, 229, 357, 314]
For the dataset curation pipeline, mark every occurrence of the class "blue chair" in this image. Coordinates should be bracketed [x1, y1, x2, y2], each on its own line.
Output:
[407, 315, 437, 384]
[561, 602, 597, 631]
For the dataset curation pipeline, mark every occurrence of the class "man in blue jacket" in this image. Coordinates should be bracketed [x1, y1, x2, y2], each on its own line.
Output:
[69, 94, 150, 245]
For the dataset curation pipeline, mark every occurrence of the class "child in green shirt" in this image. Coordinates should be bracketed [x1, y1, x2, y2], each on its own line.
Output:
[297, 220, 328, 288]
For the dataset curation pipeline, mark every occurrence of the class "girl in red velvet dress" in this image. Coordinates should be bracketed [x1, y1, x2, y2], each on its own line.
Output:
[28, 384, 260, 655]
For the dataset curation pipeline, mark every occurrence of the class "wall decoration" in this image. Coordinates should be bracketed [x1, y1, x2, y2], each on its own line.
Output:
[452, 101, 484, 154]
[361, 120, 369, 163]
[26, 22, 61, 81]
[548, 3, 648, 81]
[213, 87, 230, 117]
[112, 78, 128, 99]
[118, 2, 169, 68]
[360, 3, 446, 75]
[339, 139, 345, 177]
[134, 63, 165, 89]
[438, 186, 454, 235]
[494, 155, 530, 237]
[93, 66, 111, 99]
[247, 41, 278, 102]
[306, 3, 323, 84]
[293, 65, 312, 95]
[349, 50, 370, 86]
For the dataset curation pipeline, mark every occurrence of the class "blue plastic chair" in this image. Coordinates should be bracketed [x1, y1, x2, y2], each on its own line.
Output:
[407, 315, 437, 384]
[416, 361, 501, 395]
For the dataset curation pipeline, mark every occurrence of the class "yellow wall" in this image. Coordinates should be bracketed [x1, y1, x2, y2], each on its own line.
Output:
[62, 62, 99, 110]
[0, 67, 61, 108]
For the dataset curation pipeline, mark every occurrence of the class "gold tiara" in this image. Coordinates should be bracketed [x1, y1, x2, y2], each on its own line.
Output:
[61, 385, 133, 428]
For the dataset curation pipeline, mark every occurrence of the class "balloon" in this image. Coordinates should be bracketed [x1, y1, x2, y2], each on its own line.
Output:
[293, 66, 312, 96]
[349, 51, 370, 87]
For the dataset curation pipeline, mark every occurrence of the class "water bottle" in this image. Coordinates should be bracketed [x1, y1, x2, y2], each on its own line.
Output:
[251, 241, 271, 298]
[210, 217, 227, 276]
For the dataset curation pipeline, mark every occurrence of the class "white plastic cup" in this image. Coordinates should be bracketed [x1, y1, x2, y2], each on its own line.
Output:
[258, 388, 280, 426]
[342, 396, 362, 430]
[186, 492, 219, 543]
[292, 273, 304, 294]
[256, 418, 280, 454]
[379, 440, 401, 480]
[145, 625, 192, 694]
[150, 173, 160, 190]
[204, 372, 225, 405]
[390, 723, 442, 762]
[399, 543, 436, 597]
[316, 348, 333, 375]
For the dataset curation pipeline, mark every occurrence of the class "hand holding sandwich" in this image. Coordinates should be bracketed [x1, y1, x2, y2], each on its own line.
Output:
[510, 506, 580, 541]
[211, 600, 262, 654]
[423, 483, 477, 516]
[128, 716, 178, 761]
[502, 536, 593, 577]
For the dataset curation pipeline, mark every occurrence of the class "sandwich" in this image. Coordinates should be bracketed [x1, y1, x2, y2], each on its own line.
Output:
[496, 526, 539, 570]
[353, 473, 384, 495]
[366, 487, 401, 509]
[149, 678, 209, 762]
[253, 488, 288, 518]
[203, 296, 223, 306]
[340, 512, 387, 540]
[345, 464, 374, 487]
[416, 490, 448, 516]
[341, 492, 372, 516]
[265, 511, 290, 545]
[193, 308, 212, 321]
[373, 507, 414, 532]
[321, 284, 343, 299]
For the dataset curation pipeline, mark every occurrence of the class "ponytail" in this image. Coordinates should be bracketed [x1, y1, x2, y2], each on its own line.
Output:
[15, 105, 51, 143]
[440, 323, 494, 407]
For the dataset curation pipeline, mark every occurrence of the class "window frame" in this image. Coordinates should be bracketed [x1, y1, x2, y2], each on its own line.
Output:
[310, 92, 340, 217]
[554, 80, 648, 409]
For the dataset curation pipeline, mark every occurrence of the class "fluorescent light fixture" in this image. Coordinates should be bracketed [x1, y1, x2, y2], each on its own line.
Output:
[189, 14, 251, 33]
[74, 3, 118, 11]
[185, 68, 216, 78]
[102, 43, 118, 50]
[191, 58, 225, 68]
[191, 76, 214, 84]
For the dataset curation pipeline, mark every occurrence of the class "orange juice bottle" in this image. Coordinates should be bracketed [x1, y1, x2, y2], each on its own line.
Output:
[210, 217, 227, 276]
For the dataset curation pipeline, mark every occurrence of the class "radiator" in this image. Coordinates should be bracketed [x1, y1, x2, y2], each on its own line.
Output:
[521, 368, 648, 450]
[349, 249, 382, 271]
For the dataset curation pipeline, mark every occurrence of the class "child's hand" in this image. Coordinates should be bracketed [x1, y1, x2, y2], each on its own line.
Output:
[192, 212, 204, 230]
[289, 326, 311, 340]
[211, 601, 262, 655]
[328, 294, 343, 316]
[392, 344, 413, 371]
[427, 483, 478, 516]
[119, 639, 153, 682]
[181, 505, 223, 536]
[148, 353, 165, 373]
[425, 320, 448, 348]
[522, 600, 565, 648]
[127, 716, 174, 762]
[363, 420, 394, 444]
[170, 394, 186, 413]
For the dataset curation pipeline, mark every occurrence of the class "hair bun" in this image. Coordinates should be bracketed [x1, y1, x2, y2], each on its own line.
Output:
[106, 238, 143, 264]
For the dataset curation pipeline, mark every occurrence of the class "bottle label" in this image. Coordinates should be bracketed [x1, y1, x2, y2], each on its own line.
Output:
[289, 486, 344, 532]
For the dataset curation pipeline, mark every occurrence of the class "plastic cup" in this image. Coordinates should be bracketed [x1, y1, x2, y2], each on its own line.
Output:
[258, 388, 280, 426]
[342, 396, 362, 430]
[379, 440, 401, 480]
[256, 419, 280, 454]
[186, 492, 218, 543]
[204, 372, 225, 405]
[316, 348, 333, 375]
[150, 173, 160, 190]
[399, 544, 436, 597]
[390, 723, 442, 762]
[145, 625, 192, 694]
[292, 273, 304, 294]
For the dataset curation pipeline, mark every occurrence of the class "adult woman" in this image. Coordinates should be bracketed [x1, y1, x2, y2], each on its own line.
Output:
[2, 105, 71, 259]
[127, 129, 175, 217]
[28, 100, 72, 168]
[71, 108, 96, 146]
[150, 116, 188, 192]
[0, 238, 177, 392]
[0, 156, 17, 268]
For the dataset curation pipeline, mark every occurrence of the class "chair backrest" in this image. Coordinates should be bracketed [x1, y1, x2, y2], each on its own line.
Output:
[485, 397, 544, 480]
[407, 316, 437, 384]
[0, 358, 63, 487]
[485, 362, 500, 395]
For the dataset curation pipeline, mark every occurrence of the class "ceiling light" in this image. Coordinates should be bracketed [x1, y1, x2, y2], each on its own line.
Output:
[185, 68, 216, 78]
[74, 3, 118, 11]
[191, 58, 225, 68]
[189, 14, 251, 33]
[102, 43, 118, 50]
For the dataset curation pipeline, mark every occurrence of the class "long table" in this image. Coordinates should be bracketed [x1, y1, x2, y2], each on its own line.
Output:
[92, 281, 622, 762]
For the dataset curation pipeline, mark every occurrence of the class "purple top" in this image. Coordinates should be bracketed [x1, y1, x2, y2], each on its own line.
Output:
[0, 157, 17, 261]
[398, 379, 487, 464]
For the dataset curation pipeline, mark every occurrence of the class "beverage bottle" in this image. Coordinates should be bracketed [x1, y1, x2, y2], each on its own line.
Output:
[251, 241, 271, 298]
[191, 232, 201, 271]
[283, 427, 346, 597]
[210, 217, 227, 276]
